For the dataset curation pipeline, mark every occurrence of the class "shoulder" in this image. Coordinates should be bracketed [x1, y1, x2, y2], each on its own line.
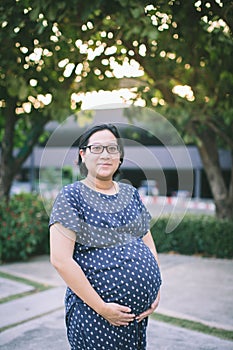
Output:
[57, 181, 82, 202]
[62, 181, 81, 193]
[118, 182, 138, 196]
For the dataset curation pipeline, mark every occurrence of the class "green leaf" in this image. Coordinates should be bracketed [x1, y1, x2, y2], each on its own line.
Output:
[29, 7, 41, 21]
[130, 7, 143, 19]
[6, 77, 19, 97]
[46, 6, 57, 21]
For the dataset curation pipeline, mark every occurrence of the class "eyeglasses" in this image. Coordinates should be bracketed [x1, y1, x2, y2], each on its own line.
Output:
[82, 144, 120, 154]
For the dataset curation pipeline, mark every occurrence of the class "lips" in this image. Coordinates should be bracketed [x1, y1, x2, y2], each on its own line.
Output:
[98, 163, 112, 166]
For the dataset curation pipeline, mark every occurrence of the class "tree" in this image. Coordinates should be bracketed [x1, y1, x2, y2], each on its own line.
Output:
[0, 0, 117, 199]
[0, 0, 232, 220]
[127, 1, 233, 220]
[70, 0, 233, 219]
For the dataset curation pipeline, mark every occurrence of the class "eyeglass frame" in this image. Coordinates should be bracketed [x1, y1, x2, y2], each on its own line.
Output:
[81, 144, 120, 154]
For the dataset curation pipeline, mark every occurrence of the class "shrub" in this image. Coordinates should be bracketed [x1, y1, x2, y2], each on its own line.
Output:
[151, 215, 233, 258]
[1, 196, 232, 262]
[0, 193, 49, 263]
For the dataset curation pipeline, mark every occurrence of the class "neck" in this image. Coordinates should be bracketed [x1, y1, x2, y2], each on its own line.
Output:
[84, 176, 117, 193]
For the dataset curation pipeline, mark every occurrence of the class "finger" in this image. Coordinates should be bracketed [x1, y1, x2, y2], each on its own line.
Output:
[119, 312, 135, 322]
[118, 305, 134, 314]
[110, 317, 134, 326]
[108, 311, 135, 325]
[136, 311, 151, 323]
[136, 315, 146, 323]
[113, 321, 130, 326]
[136, 311, 149, 322]
[117, 307, 135, 319]
[136, 299, 160, 323]
[136, 306, 153, 321]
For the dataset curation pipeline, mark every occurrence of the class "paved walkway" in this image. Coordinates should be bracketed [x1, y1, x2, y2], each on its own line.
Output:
[0, 254, 232, 349]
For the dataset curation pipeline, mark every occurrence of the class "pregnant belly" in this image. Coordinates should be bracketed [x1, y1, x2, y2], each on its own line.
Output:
[87, 240, 162, 315]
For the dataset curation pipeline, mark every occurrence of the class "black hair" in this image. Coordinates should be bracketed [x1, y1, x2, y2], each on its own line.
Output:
[77, 124, 124, 177]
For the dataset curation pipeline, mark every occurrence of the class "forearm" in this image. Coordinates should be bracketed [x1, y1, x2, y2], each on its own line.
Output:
[50, 224, 105, 314]
[142, 231, 160, 266]
[53, 257, 105, 314]
[50, 224, 135, 326]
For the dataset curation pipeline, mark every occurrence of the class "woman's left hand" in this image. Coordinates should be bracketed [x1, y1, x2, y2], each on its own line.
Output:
[135, 290, 160, 323]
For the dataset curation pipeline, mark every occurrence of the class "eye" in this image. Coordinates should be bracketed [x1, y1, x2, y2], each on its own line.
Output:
[91, 145, 102, 152]
[108, 145, 118, 153]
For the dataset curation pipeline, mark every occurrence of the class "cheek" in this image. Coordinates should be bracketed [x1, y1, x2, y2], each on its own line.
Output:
[113, 158, 121, 169]
[85, 157, 96, 167]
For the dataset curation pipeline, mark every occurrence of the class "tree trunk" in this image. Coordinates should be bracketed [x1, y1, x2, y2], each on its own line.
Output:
[196, 129, 233, 220]
[0, 108, 49, 201]
[0, 103, 17, 201]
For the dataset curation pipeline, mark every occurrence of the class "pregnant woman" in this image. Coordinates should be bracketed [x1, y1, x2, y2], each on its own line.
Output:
[49, 123, 162, 350]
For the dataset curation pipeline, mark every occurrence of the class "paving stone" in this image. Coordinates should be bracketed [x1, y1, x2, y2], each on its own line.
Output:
[0, 278, 34, 299]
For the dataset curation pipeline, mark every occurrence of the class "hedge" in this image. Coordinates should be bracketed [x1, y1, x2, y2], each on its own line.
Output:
[0, 193, 49, 263]
[0, 194, 233, 262]
[151, 215, 233, 259]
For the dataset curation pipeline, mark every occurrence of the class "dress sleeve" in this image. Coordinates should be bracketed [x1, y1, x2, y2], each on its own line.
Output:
[134, 188, 152, 236]
[49, 185, 83, 240]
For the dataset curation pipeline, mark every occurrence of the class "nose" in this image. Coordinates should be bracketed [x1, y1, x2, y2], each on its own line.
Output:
[100, 148, 110, 157]
[100, 147, 109, 157]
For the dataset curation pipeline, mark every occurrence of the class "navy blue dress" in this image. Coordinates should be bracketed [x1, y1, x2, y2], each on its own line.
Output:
[49, 181, 162, 350]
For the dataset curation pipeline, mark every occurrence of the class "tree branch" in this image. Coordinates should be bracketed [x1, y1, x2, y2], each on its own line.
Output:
[206, 119, 233, 150]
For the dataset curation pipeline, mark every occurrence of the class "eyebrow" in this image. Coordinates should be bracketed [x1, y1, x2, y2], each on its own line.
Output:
[89, 142, 118, 145]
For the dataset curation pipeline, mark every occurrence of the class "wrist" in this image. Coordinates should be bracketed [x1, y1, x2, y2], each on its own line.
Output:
[93, 299, 106, 315]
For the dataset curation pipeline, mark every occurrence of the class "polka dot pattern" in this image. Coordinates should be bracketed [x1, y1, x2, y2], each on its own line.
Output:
[50, 181, 162, 349]
[66, 302, 148, 350]
[49, 182, 152, 247]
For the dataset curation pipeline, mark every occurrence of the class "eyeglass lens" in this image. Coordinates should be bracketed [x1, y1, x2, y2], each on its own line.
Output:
[89, 145, 119, 154]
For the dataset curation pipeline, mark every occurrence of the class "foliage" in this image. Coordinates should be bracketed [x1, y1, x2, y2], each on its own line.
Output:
[1, 194, 232, 262]
[0, 0, 232, 218]
[1, 0, 232, 148]
[0, 193, 49, 263]
[151, 214, 233, 259]
[77, 0, 232, 219]
[0, 0, 118, 198]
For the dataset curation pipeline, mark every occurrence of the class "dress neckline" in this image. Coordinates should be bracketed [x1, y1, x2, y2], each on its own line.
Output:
[79, 180, 121, 197]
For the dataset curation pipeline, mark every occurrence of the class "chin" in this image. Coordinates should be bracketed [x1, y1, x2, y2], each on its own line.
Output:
[97, 171, 114, 179]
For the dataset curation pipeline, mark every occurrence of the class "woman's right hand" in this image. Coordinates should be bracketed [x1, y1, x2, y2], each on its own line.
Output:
[99, 302, 135, 326]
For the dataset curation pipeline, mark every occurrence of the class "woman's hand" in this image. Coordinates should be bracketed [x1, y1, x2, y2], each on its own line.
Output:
[99, 302, 135, 326]
[135, 290, 160, 323]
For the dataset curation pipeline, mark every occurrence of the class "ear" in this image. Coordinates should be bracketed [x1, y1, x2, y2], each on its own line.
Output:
[79, 149, 85, 163]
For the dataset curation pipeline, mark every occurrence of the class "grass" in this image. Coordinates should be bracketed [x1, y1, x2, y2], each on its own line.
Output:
[0, 271, 52, 304]
[1, 271, 233, 342]
[150, 312, 233, 342]
[0, 271, 55, 333]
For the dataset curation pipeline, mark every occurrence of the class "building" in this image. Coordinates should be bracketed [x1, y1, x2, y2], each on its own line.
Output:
[19, 106, 231, 199]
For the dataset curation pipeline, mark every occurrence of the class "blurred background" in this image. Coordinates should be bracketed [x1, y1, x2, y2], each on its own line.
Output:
[0, 0, 232, 262]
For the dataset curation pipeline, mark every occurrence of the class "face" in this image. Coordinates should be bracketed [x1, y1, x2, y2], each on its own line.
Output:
[79, 129, 121, 180]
